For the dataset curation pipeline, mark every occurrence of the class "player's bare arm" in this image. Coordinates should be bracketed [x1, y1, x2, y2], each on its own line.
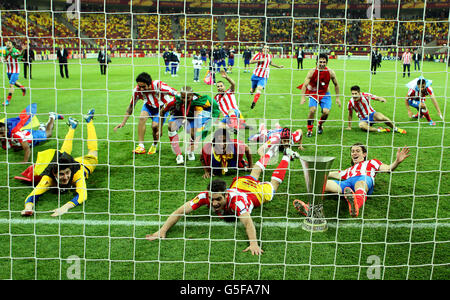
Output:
[221, 70, 235, 92]
[405, 97, 414, 118]
[330, 69, 341, 107]
[239, 212, 263, 255]
[114, 98, 135, 131]
[347, 109, 353, 130]
[146, 201, 194, 241]
[20, 141, 31, 162]
[327, 171, 341, 180]
[430, 94, 443, 119]
[373, 95, 387, 103]
[269, 61, 284, 68]
[244, 144, 253, 169]
[379, 147, 410, 173]
[300, 70, 314, 104]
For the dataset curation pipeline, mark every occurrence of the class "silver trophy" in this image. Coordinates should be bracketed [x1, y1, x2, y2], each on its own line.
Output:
[299, 156, 335, 232]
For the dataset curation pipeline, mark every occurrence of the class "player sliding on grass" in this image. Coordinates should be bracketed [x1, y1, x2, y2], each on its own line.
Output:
[405, 77, 443, 126]
[20, 109, 98, 217]
[249, 123, 304, 156]
[114, 72, 178, 155]
[299, 53, 341, 137]
[346, 85, 406, 134]
[0, 112, 64, 162]
[293, 143, 410, 218]
[146, 144, 300, 255]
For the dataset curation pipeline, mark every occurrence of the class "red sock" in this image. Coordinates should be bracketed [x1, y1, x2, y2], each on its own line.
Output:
[169, 133, 182, 155]
[355, 188, 367, 209]
[7, 94, 12, 101]
[421, 110, 432, 122]
[271, 156, 290, 183]
[307, 124, 313, 132]
[253, 93, 261, 104]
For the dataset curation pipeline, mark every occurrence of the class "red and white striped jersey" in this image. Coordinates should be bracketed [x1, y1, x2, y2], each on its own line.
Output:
[214, 89, 238, 116]
[252, 52, 272, 78]
[402, 52, 412, 64]
[5, 51, 20, 73]
[130, 80, 177, 109]
[8, 130, 33, 149]
[406, 86, 433, 102]
[189, 188, 258, 217]
[339, 159, 383, 181]
[348, 93, 377, 120]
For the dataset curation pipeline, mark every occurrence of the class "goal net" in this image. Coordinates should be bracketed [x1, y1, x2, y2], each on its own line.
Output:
[0, 0, 448, 281]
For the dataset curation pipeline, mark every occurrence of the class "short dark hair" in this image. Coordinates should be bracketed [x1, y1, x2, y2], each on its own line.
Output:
[136, 72, 152, 85]
[350, 85, 361, 92]
[417, 78, 426, 86]
[207, 179, 227, 193]
[317, 53, 328, 62]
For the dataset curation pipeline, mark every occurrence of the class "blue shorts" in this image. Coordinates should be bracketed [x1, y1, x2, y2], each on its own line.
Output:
[7, 73, 19, 85]
[228, 59, 234, 66]
[360, 111, 376, 126]
[215, 60, 226, 70]
[333, 175, 374, 195]
[244, 59, 250, 66]
[309, 92, 332, 111]
[141, 104, 168, 124]
[201, 56, 207, 62]
[408, 99, 422, 110]
[170, 111, 212, 133]
[221, 108, 242, 124]
[251, 74, 268, 90]
[30, 130, 47, 146]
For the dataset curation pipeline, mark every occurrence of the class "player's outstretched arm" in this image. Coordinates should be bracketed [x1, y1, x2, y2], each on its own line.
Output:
[21, 141, 31, 162]
[146, 201, 194, 241]
[300, 70, 314, 105]
[379, 147, 410, 173]
[347, 109, 353, 130]
[430, 94, 443, 120]
[220, 70, 235, 92]
[114, 99, 135, 132]
[239, 212, 263, 255]
[373, 95, 386, 103]
[405, 97, 413, 118]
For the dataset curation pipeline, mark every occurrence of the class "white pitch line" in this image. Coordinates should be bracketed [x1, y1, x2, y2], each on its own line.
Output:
[0, 218, 448, 229]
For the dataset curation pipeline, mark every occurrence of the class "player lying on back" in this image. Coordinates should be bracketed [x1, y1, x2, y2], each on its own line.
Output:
[215, 70, 250, 133]
[200, 128, 253, 179]
[249, 123, 304, 156]
[346, 85, 406, 134]
[405, 77, 443, 126]
[146, 143, 300, 255]
[0, 111, 64, 162]
[294, 143, 410, 218]
[114, 72, 178, 155]
[20, 109, 98, 217]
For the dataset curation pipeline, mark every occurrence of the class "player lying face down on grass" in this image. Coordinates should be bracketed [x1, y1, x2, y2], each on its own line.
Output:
[0, 112, 63, 162]
[405, 77, 443, 126]
[114, 72, 178, 155]
[167, 85, 221, 165]
[346, 85, 406, 134]
[293, 143, 410, 218]
[19, 109, 97, 217]
[200, 128, 253, 179]
[248, 123, 304, 157]
[146, 144, 300, 255]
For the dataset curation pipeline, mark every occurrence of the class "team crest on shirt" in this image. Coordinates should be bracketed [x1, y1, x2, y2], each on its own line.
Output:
[191, 196, 200, 204]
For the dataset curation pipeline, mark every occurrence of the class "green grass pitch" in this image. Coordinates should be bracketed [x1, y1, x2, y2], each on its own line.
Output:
[0, 56, 449, 280]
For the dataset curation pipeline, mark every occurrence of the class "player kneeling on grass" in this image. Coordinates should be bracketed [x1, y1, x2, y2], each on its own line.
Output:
[0, 112, 63, 162]
[347, 85, 406, 134]
[405, 77, 443, 126]
[294, 143, 410, 218]
[21, 109, 98, 217]
[200, 128, 253, 179]
[146, 144, 300, 255]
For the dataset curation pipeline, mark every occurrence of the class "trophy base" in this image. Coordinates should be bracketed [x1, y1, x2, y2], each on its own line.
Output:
[302, 219, 328, 232]
[301, 203, 328, 233]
